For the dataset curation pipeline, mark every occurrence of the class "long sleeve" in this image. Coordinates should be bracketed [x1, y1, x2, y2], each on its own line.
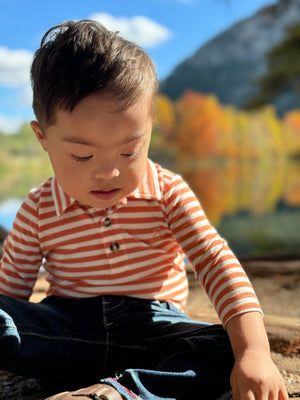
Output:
[163, 174, 262, 326]
[0, 192, 43, 299]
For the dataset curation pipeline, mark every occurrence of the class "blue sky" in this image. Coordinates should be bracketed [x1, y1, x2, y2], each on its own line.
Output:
[0, 0, 275, 134]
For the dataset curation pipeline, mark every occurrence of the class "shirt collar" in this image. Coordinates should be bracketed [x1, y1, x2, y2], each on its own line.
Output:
[128, 159, 162, 201]
[51, 177, 76, 217]
[52, 159, 162, 217]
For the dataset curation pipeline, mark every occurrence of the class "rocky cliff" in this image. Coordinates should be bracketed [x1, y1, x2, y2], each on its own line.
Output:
[160, 0, 300, 115]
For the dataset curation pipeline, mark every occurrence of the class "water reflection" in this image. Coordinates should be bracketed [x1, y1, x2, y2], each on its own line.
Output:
[180, 161, 300, 226]
[0, 199, 22, 231]
[180, 160, 300, 257]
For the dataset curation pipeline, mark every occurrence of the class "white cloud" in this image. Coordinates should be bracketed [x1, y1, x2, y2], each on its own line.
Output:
[89, 13, 172, 48]
[0, 115, 25, 134]
[0, 47, 33, 88]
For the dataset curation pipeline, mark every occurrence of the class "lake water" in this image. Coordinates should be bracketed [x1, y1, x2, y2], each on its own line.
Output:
[1, 161, 300, 258]
[179, 160, 300, 258]
[0, 198, 22, 231]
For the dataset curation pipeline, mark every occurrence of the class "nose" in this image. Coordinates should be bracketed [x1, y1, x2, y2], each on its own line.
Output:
[93, 162, 120, 180]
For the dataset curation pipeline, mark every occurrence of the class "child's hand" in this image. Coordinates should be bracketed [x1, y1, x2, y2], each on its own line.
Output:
[230, 348, 288, 400]
[226, 312, 289, 400]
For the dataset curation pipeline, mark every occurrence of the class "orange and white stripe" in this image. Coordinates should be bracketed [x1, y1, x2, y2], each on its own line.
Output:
[0, 159, 262, 326]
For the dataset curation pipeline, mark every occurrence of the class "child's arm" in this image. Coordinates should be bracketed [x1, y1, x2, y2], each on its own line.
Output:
[0, 193, 42, 299]
[226, 311, 288, 400]
[163, 174, 288, 398]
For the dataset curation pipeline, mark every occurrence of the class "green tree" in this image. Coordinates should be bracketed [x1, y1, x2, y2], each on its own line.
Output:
[246, 23, 300, 109]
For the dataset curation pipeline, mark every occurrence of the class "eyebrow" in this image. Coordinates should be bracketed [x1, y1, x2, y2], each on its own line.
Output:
[62, 136, 93, 145]
[61, 132, 147, 146]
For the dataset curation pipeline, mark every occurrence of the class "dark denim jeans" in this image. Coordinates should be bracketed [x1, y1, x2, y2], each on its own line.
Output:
[0, 294, 234, 400]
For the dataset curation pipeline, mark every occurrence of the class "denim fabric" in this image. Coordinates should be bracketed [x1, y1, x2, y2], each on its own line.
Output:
[0, 294, 234, 399]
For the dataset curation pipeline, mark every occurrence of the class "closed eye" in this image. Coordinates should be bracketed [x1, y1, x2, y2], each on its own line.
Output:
[71, 154, 93, 162]
[121, 150, 141, 159]
[121, 153, 134, 158]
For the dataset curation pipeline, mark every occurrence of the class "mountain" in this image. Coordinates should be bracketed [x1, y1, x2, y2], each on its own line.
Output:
[159, 0, 300, 115]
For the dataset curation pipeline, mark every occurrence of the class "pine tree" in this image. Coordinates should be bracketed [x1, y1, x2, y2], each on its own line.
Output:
[246, 23, 300, 109]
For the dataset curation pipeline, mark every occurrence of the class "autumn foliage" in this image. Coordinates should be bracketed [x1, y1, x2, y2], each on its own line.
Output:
[153, 91, 300, 226]
[154, 90, 300, 161]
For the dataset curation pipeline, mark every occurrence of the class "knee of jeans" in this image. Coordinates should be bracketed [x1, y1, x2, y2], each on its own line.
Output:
[0, 309, 21, 352]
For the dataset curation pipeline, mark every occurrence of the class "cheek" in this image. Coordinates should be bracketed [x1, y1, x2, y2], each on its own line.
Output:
[48, 152, 83, 184]
[127, 157, 148, 186]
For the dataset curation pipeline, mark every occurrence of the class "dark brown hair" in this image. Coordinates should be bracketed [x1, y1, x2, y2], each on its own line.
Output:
[31, 20, 158, 126]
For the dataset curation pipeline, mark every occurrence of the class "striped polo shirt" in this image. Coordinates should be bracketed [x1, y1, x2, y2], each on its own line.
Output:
[0, 159, 261, 326]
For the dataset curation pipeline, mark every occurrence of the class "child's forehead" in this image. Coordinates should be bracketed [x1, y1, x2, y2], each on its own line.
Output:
[46, 93, 153, 145]
[60, 130, 149, 148]
[56, 92, 153, 120]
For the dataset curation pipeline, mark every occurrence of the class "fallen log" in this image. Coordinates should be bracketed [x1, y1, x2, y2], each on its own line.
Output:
[242, 259, 300, 277]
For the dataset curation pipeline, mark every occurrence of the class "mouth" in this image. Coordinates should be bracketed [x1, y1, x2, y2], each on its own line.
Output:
[90, 188, 121, 201]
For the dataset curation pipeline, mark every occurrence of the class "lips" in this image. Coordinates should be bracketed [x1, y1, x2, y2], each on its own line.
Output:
[90, 188, 121, 201]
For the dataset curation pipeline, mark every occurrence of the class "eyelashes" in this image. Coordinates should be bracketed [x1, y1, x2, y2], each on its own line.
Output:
[71, 151, 139, 163]
[71, 154, 93, 162]
[121, 149, 141, 159]
[121, 153, 135, 158]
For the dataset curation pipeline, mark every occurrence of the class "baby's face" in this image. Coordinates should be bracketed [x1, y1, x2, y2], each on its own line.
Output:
[32, 93, 153, 209]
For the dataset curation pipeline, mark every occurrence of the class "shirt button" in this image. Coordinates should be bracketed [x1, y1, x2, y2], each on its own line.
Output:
[110, 242, 120, 253]
[104, 217, 111, 227]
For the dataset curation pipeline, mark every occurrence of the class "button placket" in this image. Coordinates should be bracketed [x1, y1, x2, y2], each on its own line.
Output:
[102, 214, 120, 254]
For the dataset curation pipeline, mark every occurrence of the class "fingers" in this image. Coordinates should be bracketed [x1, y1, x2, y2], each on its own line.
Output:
[232, 390, 255, 400]
[232, 388, 289, 400]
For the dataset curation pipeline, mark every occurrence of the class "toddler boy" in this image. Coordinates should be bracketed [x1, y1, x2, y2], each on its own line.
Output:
[0, 20, 288, 400]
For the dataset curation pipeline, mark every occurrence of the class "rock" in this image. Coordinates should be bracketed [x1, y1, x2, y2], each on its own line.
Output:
[0, 370, 44, 400]
[0, 225, 8, 258]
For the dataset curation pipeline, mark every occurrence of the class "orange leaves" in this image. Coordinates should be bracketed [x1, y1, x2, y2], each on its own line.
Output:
[154, 90, 300, 161]
[283, 110, 300, 156]
[283, 162, 300, 207]
[174, 91, 224, 159]
[284, 110, 300, 132]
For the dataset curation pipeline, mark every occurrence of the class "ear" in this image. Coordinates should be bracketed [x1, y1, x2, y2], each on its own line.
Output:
[31, 121, 48, 152]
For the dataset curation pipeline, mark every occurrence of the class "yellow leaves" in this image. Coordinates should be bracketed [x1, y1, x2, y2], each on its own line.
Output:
[154, 94, 175, 139]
